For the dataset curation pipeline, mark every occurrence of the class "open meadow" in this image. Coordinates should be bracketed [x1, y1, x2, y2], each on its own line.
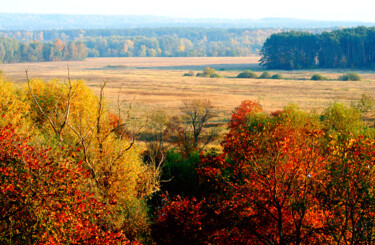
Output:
[2, 56, 375, 121]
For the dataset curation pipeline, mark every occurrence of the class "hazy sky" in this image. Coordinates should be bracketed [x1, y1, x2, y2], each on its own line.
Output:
[2, 0, 375, 22]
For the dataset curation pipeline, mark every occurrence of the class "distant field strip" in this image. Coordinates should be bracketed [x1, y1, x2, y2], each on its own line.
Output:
[2, 57, 375, 120]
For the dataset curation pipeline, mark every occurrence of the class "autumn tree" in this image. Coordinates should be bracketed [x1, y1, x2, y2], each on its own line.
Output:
[0, 124, 133, 244]
[0, 76, 31, 132]
[317, 137, 375, 244]
[155, 101, 329, 244]
[168, 99, 219, 156]
[24, 75, 159, 240]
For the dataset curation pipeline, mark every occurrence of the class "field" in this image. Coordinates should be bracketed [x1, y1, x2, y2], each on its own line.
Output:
[2, 57, 375, 121]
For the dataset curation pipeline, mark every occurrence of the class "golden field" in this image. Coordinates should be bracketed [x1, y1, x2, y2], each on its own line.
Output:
[2, 57, 375, 120]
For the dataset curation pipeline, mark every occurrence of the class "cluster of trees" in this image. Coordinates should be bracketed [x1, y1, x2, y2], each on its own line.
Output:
[0, 37, 87, 63]
[83, 34, 261, 57]
[260, 26, 375, 69]
[153, 100, 375, 244]
[0, 75, 158, 243]
[0, 28, 281, 59]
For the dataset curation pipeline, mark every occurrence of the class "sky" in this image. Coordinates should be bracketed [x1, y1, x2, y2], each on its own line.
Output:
[2, 0, 375, 22]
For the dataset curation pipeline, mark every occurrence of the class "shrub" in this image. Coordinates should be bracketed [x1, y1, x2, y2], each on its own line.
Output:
[237, 70, 258, 78]
[196, 67, 218, 77]
[259, 71, 271, 79]
[352, 94, 375, 114]
[271, 74, 282, 79]
[210, 73, 222, 78]
[339, 72, 361, 81]
[321, 102, 363, 139]
[311, 74, 328, 81]
[183, 71, 195, 77]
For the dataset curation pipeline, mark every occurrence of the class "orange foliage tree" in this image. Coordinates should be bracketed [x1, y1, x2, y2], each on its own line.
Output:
[0, 124, 136, 244]
[24, 77, 158, 240]
[154, 100, 375, 244]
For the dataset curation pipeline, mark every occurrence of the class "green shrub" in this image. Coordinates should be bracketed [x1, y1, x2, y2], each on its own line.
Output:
[259, 71, 271, 79]
[311, 74, 328, 81]
[237, 70, 258, 78]
[210, 73, 222, 78]
[352, 94, 375, 114]
[196, 67, 218, 77]
[271, 74, 282, 79]
[321, 103, 363, 139]
[183, 71, 195, 77]
[339, 72, 361, 81]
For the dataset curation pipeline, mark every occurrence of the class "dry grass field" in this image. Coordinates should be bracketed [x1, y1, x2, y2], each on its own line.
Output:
[2, 57, 375, 121]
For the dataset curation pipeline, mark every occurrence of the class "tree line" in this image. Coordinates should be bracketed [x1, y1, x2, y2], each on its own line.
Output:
[3, 27, 352, 62]
[0, 28, 283, 59]
[260, 26, 375, 69]
[0, 37, 87, 63]
[84, 35, 257, 57]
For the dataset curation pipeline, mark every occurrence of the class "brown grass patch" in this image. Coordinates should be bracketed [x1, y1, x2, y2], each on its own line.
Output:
[2, 57, 375, 121]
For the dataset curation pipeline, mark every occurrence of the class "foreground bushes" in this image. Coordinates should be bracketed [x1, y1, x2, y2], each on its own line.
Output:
[2, 72, 375, 243]
[0, 125, 132, 244]
[153, 100, 375, 244]
[0, 76, 158, 243]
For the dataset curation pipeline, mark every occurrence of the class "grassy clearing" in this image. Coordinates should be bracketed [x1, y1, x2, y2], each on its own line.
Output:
[2, 57, 375, 122]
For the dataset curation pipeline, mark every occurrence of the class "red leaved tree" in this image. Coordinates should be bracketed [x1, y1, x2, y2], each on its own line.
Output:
[154, 101, 329, 244]
[0, 124, 135, 244]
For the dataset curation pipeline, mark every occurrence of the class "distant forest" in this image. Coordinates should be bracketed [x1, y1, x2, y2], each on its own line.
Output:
[260, 26, 375, 69]
[0, 37, 87, 63]
[0, 28, 281, 62]
[0, 28, 336, 63]
[3, 26, 375, 65]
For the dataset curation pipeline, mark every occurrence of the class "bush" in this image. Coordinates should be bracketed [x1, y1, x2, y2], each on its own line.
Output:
[237, 70, 258, 78]
[271, 74, 283, 79]
[339, 72, 361, 81]
[210, 73, 222, 78]
[259, 71, 271, 79]
[311, 74, 328, 81]
[352, 94, 375, 114]
[183, 71, 195, 77]
[321, 102, 363, 139]
[196, 67, 218, 77]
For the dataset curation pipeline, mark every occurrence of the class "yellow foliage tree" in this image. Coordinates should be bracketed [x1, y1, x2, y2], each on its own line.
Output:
[24, 76, 159, 240]
[0, 76, 31, 133]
